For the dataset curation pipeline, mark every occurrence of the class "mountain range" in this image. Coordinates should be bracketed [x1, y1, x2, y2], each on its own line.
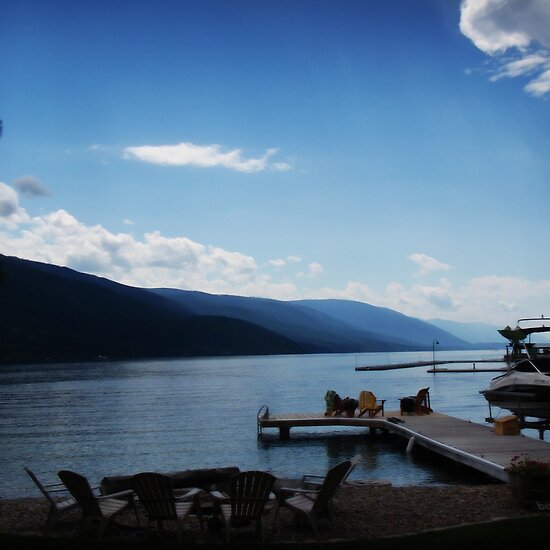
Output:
[0, 254, 502, 365]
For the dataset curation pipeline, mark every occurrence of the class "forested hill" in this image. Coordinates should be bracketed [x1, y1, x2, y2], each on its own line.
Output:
[1, 254, 478, 365]
[0, 255, 306, 364]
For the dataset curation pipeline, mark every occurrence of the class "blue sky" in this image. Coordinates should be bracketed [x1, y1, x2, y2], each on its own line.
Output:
[1, 0, 549, 326]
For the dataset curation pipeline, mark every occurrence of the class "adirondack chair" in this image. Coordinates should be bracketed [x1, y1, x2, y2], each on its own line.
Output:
[24, 467, 78, 528]
[400, 387, 432, 415]
[131, 472, 203, 541]
[358, 390, 386, 417]
[272, 459, 351, 540]
[211, 470, 276, 543]
[58, 469, 140, 539]
[298, 454, 360, 491]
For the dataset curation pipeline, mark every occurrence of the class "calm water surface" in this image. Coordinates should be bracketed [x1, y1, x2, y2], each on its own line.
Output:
[1, 350, 520, 498]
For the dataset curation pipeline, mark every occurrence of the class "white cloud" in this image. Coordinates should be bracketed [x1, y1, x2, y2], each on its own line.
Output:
[0, 206, 302, 299]
[297, 262, 324, 279]
[460, 0, 550, 96]
[524, 67, 550, 96]
[12, 175, 51, 197]
[408, 253, 451, 276]
[307, 262, 323, 277]
[267, 255, 302, 268]
[2, 199, 550, 326]
[0, 182, 19, 217]
[124, 141, 292, 173]
[0, 182, 29, 226]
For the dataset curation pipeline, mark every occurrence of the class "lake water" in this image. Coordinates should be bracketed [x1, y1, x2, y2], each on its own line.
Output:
[1, 349, 524, 499]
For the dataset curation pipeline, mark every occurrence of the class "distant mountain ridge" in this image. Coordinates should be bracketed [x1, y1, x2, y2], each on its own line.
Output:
[1, 254, 490, 365]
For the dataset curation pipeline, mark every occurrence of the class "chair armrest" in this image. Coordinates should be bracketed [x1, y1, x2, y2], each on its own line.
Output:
[45, 486, 73, 494]
[98, 489, 134, 500]
[210, 490, 228, 502]
[279, 486, 318, 497]
[301, 474, 324, 482]
[174, 487, 202, 501]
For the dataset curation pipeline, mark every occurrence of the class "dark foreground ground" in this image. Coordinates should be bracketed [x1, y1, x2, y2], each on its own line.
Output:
[1, 483, 549, 548]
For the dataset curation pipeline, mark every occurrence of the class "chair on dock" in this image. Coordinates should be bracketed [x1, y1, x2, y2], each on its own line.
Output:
[211, 470, 276, 543]
[58, 469, 140, 539]
[131, 472, 203, 542]
[272, 459, 351, 540]
[358, 390, 386, 417]
[24, 466, 78, 528]
[400, 387, 432, 415]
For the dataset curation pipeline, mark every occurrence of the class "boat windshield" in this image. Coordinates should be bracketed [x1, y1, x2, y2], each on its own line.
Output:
[514, 358, 550, 374]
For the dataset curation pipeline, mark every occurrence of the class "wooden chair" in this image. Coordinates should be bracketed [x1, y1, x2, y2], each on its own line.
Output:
[400, 387, 432, 415]
[297, 454, 360, 491]
[131, 472, 203, 542]
[358, 390, 386, 417]
[58, 469, 140, 539]
[24, 466, 78, 528]
[211, 470, 276, 543]
[272, 459, 351, 540]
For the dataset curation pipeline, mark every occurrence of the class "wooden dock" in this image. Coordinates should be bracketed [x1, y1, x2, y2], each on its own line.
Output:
[355, 359, 506, 371]
[257, 409, 550, 482]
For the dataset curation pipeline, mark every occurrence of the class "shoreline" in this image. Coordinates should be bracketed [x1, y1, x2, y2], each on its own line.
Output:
[1, 483, 543, 544]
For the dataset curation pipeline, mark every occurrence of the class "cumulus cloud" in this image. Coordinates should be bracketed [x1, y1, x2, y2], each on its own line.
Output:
[0, 183, 19, 217]
[0, 182, 29, 226]
[460, 0, 550, 96]
[124, 142, 292, 173]
[2, 200, 549, 325]
[0, 206, 304, 299]
[297, 262, 324, 279]
[408, 253, 451, 276]
[12, 175, 50, 197]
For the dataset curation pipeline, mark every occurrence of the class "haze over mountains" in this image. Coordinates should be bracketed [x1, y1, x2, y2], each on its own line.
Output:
[0, 254, 501, 365]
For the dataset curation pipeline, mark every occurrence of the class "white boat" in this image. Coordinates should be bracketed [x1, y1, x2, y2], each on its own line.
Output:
[480, 317, 550, 420]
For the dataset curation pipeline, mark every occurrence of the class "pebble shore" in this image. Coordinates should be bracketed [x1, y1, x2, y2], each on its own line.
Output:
[0, 482, 540, 544]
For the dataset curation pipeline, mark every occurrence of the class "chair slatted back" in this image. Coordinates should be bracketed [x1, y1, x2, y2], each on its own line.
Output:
[415, 387, 431, 409]
[58, 470, 102, 516]
[25, 467, 55, 505]
[132, 472, 177, 520]
[311, 460, 351, 513]
[227, 471, 275, 520]
[359, 390, 377, 411]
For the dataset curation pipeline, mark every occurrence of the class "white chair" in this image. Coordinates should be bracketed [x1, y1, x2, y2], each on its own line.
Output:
[24, 466, 78, 528]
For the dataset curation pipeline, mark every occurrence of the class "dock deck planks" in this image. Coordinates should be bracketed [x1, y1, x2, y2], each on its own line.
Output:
[257, 410, 550, 482]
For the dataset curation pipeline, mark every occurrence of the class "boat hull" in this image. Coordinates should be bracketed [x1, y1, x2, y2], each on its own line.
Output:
[481, 388, 550, 419]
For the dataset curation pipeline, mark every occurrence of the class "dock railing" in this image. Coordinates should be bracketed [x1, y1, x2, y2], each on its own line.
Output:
[257, 405, 269, 437]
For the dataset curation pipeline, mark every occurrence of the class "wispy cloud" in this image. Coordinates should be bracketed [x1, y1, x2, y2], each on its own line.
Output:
[460, 0, 550, 97]
[12, 175, 51, 197]
[267, 255, 302, 268]
[408, 253, 450, 276]
[124, 142, 292, 173]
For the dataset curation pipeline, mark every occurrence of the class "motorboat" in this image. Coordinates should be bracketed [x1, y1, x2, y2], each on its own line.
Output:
[480, 317, 550, 420]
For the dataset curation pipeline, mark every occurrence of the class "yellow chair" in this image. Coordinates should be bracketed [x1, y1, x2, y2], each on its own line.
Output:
[358, 390, 385, 417]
